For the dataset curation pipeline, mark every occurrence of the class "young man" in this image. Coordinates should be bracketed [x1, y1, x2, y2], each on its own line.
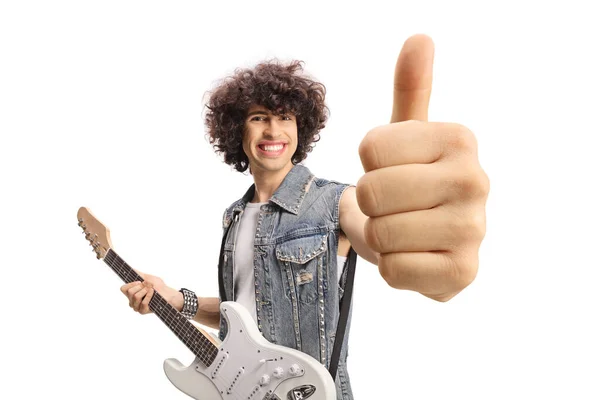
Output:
[121, 34, 489, 399]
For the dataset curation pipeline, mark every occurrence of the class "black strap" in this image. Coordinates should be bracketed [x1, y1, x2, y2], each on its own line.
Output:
[328, 246, 356, 380]
[218, 220, 231, 302]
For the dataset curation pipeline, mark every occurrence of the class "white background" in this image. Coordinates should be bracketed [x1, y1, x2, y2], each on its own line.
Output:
[1, 1, 599, 399]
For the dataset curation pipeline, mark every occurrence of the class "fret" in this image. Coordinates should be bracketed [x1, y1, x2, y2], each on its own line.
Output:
[103, 249, 219, 366]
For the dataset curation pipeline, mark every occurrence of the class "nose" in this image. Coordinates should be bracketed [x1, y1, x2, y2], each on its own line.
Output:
[264, 119, 284, 137]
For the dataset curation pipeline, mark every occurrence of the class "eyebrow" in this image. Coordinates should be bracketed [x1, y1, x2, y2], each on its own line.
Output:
[247, 110, 269, 117]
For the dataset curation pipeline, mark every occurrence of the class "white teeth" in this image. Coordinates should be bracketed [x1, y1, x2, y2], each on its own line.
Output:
[262, 144, 284, 152]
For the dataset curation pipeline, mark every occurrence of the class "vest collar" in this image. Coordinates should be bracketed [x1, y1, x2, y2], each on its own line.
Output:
[232, 164, 315, 216]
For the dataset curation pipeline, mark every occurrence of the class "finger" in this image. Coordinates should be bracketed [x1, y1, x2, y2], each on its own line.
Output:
[132, 288, 148, 312]
[357, 163, 456, 216]
[140, 288, 154, 314]
[120, 281, 141, 294]
[359, 121, 441, 172]
[127, 284, 144, 307]
[364, 205, 486, 253]
[391, 34, 434, 123]
[378, 250, 477, 295]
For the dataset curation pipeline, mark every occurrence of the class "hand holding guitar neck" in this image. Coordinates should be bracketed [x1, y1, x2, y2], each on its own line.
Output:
[121, 273, 183, 315]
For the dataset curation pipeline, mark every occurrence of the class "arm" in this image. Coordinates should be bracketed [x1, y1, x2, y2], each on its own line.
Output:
[339, 185, 379, 265]
[190, 296, 220, 330]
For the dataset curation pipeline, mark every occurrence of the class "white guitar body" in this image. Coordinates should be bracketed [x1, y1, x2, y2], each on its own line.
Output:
[163, 301, 336, 400]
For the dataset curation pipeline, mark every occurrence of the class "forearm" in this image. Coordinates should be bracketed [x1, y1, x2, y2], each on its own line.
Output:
[192, 296, 221, 330]
[168, 288, 220, 329]
[155, 284, 220, 330]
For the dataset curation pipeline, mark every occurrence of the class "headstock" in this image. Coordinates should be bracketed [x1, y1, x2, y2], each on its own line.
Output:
[77, 207, 112, 259]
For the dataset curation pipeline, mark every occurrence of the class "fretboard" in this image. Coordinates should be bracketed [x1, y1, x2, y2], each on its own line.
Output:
[104, 249, 218, 367]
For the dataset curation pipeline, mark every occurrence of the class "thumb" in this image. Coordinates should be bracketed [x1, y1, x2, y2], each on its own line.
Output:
[390, 34, 435, 123]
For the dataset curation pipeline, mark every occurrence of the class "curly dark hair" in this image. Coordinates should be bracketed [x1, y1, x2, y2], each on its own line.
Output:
[204, 59, 329, 173]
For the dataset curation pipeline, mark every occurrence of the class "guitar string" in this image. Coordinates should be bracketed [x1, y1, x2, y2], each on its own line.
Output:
[104, 250, 218, 365]
[105, 250, 216, 366]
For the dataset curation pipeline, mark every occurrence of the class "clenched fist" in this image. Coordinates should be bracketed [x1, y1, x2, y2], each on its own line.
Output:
[356, 34, 489, 301]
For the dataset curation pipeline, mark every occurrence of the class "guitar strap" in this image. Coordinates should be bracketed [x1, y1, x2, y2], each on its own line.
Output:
[218, 223, 228, 304]
[328, 246, 356, 380]
[217, 215, 356, 381]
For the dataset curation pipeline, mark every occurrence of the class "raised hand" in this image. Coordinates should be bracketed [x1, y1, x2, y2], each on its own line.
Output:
[356, 34, 489, 301]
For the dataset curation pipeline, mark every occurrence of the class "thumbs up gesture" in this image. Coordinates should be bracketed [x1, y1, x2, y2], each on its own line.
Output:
[356, 35, 489, 301]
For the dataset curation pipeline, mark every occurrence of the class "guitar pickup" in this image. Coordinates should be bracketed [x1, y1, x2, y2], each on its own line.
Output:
[209, 353, 228, 379]
[226, 367, 245, 394]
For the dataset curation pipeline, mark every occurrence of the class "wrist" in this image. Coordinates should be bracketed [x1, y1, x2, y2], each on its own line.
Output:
[172, 291, 184, 312]
[179, 288, 199, 319]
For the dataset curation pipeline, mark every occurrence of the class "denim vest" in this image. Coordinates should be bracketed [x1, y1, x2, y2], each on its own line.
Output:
[218, 164, 355, 399]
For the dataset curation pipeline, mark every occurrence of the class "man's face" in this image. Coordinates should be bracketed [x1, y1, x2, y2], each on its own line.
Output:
[242, 104, 298, 175]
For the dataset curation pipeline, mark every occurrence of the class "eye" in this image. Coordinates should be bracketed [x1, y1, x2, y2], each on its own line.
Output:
[281, 115, 292, 121]
[250, 116, 266, 122]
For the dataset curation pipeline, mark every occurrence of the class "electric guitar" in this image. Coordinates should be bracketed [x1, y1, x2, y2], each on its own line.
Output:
[77, 206, 336, 400]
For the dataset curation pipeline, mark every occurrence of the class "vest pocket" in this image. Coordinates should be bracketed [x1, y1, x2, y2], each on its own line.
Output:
[276, 234, 327, 304]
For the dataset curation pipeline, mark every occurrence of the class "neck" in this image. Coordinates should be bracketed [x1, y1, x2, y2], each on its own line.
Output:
[250, 162, 294, 203]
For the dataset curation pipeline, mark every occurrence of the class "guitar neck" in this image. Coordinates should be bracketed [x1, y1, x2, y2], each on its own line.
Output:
[103, 249, 218, 367]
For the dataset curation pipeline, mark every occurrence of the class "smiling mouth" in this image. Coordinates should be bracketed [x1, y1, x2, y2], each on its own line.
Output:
[259, 144, 284, 151]
[257, 143, 287, 156]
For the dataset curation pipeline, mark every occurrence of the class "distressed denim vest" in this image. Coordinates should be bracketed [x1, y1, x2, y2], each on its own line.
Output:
[218, 164, 355, 399]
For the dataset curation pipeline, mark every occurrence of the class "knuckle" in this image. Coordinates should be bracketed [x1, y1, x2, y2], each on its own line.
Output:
[454, 259, 478, 290]
[471, 209, 487, 241]
[364, 217, 384, 253]
[440, 256, 474, 292]
[358, 128, 382, 171]
[468, 169, 489, 199]
[449, 209, 486, 244]
[478, 170, 491, 199]
[451, 164, 489, 200]
[462, 213, 486, 243]
[447, 123, 476, 151]
[356, 174, 380, 216]
[378, 258, 399, 289]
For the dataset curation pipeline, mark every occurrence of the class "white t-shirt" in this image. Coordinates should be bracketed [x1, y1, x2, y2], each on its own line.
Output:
[234, 202, 347, 325]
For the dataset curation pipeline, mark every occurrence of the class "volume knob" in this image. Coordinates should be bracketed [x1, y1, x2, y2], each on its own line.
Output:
[289, 364, 302, 376]
[259, 374, 270, 386]
[273, 367, 284, 379]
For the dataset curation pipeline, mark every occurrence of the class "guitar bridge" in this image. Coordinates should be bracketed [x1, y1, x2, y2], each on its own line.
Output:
[287, 385, 317, 400]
